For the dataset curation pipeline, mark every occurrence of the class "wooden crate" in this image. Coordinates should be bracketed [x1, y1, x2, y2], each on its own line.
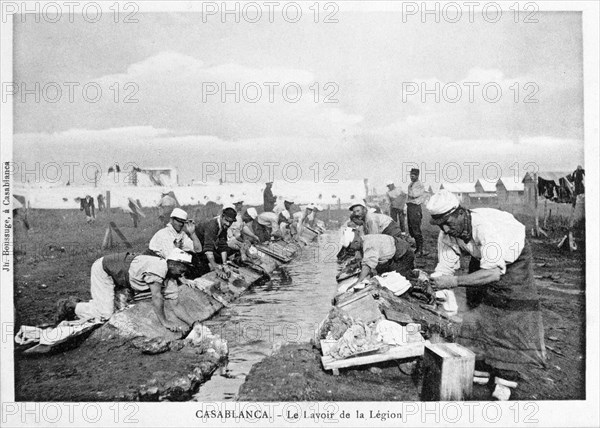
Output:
[421, 342, 476, 401]
[321, 339, 427, 376]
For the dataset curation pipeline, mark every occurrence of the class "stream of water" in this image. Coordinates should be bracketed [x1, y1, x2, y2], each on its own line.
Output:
[194, 231, 340, 401]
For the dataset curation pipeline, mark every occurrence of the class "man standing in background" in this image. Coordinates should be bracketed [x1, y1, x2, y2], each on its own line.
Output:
[407, 168, 428, 257]
[263, 182, 277, 212]
[386, 180, 407, 233]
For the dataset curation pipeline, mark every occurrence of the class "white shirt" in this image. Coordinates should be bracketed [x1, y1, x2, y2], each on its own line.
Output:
[362, 234, 397, 270]
[148, 223, 194, 258]
[257, 211, 280, 234]
[434, 208, 526, 276]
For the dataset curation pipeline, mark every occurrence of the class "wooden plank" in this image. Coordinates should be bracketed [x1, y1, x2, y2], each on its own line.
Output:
[421, 342, 476, 401]
[321, 341, 426, 371]
[109, 221, 133, 249]
[336, 293, 382, 324]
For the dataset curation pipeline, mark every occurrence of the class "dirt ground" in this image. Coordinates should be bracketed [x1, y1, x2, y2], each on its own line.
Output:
[11, 205, 586, 401]
[12, 206, 228, 401]
[239, 210, 587, 401]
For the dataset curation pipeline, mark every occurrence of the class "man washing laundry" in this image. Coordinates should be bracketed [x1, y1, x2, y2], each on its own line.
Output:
[56, 249, 196, 333]
[426, 189, 546, 400]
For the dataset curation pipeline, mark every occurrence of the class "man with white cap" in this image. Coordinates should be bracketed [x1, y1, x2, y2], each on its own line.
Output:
[148, 208, 202, 259]
[57, 248, 195, 333]
[253, 210, 291, 242]
[349, 200, 404, 240]
[426, 189, 546, 400]
[339, 227, 416, 288]
[386, 180, 407, 233]
[228, 207, 260, 249]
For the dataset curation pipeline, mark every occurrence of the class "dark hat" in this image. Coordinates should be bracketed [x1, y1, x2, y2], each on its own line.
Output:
[222, 207, 238, 220]
[410, 168, 420, 175]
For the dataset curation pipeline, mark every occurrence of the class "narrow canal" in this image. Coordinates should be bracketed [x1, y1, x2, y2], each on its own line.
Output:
[194, 231, 340, 401]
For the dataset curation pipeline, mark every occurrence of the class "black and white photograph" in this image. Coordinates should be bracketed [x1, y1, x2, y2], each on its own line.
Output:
[1, 1, 598, 427]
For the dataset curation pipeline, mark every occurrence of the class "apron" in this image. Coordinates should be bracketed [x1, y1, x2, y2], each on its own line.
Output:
[457, 241, 547, 372]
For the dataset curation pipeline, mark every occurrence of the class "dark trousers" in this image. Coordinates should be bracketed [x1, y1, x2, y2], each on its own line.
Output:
[389, 207, 406, 232]
[407, 203, 423, 251]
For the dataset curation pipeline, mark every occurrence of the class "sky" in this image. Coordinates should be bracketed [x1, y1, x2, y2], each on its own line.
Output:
[12, 6, 584, 190]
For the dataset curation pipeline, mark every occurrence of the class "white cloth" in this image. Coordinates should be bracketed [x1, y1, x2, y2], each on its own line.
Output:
[426, 189, 459, 216]
[434, 208, 526, 275]
[75, 258, 117, 321]
[149, 223, 194, 258]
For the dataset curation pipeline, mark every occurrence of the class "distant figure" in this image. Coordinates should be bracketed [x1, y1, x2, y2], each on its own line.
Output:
[386, 180, 407, 233]
[157, 191, 178, 224]
[97, 194, 106, 211]
[263, 182, 277, 212]
[80, 195, 96, 223]
[407, 168, 428, 257]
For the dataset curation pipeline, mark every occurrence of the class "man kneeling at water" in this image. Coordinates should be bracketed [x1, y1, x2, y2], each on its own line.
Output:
[55, 248, 196, 333]
[340, 227, 416, 289]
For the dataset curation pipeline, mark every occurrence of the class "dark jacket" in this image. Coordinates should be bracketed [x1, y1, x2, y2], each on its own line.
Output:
[263, 188, 276, 212]
[195, 217, 229, 255]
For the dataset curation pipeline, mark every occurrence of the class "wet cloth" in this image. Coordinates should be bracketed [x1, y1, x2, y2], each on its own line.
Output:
[149, 223, 195, 259]
[457, 242, 547, 372]
[80, 196, 95, 222]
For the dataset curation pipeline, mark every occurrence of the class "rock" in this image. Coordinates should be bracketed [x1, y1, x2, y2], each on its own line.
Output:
[40, 284, 48, 289]
[369, 367, 383, 374]
[133, 337, 171, 355]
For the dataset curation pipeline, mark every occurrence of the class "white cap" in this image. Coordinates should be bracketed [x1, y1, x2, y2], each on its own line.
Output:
[306, 204, 316, 210]
[426, 189, 460, 219]
[170, 208, 188, 221]
[340, 227, 356, 248]
[246, 207, 258, 219]
[313, 204, 323, 211]
[222, 202, 236, 212]
[166, 248, 192, 264]
[349, 200, 367, 211]
[284, 196, 295, 203]
[386, 180, 394, 186]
